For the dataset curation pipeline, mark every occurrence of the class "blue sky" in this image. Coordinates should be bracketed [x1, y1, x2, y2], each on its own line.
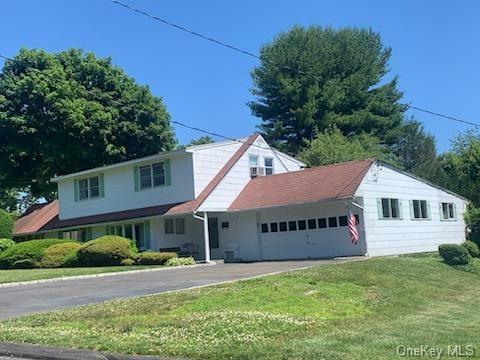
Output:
[1, 0, 478, 152]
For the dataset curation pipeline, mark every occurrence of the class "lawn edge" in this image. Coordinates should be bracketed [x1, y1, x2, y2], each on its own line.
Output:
[0, 262, 215, 289]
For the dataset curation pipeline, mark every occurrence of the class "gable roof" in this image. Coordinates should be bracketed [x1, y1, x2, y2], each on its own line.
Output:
[14, 200, 59, 235]
[167, 133, 261, 214]
[228, 159, 374, 212]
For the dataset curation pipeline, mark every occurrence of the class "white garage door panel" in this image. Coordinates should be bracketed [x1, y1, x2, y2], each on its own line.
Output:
[261, 230, 363, 260]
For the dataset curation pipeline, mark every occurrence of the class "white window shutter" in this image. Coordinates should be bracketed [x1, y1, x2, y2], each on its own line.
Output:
[427, 201, 432, 219]
[398, 199, 403, 220]
[409, 200, 414, 220]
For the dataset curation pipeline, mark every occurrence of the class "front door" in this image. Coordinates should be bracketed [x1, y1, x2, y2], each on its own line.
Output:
[208, 217, 223, 259]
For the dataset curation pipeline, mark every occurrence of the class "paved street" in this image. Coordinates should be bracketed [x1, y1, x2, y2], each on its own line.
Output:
[0, 259, 342, 320]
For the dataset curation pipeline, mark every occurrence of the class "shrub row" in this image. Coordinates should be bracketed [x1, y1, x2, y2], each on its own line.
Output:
[0, 236, 194, 269]
[439, 244, 471, 265]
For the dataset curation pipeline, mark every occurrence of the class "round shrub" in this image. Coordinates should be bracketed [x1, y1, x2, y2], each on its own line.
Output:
[462, 241, 480, 258]
[0, 239, 70, 269]
[135, 252, 177, 265]
[41, 243, 81, 268]
[0, 210, 14, 239]
[165, 256, 195, 267]
[0, 238, 15, 253]
[439, 244, 470, 265]
[77, 236, 134, 266]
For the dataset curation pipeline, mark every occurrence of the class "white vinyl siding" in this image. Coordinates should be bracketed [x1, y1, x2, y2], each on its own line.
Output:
[356, 164, 466, 257]
[198, 136, 302, 212]
[58, 154, 194, 220]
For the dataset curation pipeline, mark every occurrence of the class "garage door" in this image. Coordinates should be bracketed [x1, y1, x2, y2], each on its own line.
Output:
[259, 216, 364, 260]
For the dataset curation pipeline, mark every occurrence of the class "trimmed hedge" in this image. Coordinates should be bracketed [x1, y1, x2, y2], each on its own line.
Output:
[77, 236, 136, 266]
[0, 210, 14, 239]
[0, 238, 15, 252]
[462, 241, 480, 258]
[0, 239, 71, 269]
[41, 243, 81, 268]
[166, 256, 195, 267]
[135, 252, 177, 265]
[439, 244, 470, 265]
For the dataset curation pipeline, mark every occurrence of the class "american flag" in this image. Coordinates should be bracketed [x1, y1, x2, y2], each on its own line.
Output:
[347, 207, 359, 244]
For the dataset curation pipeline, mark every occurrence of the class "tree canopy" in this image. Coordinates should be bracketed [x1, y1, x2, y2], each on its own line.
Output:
[0, 48, 175, 202]
[298, 127, 398, 167]
[249, 26, 406, 154]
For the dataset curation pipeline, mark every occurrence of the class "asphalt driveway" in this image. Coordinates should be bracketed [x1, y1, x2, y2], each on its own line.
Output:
[0, 259, 347, 320]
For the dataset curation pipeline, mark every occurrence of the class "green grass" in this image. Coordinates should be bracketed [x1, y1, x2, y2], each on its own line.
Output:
[1, 257, 480, 359]
[0, 265, 162, 284]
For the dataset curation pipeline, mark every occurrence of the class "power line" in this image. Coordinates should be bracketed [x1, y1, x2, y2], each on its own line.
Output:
[405, 105, 480, 129]
[110, 0, 260, 60]
[109, 0, 480, 130]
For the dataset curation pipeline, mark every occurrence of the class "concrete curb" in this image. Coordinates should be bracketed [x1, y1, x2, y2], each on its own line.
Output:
[0, 262, 215, 289]
[0, 341, 175, 360]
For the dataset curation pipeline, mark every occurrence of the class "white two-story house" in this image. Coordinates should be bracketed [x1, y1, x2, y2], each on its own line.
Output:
[14, 134, 468, 261]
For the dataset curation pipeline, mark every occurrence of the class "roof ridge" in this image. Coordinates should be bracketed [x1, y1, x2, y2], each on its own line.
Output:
[249, 158, 374, 181]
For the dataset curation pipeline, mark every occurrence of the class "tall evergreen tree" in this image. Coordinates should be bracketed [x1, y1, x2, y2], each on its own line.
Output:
[249, 26, 406, 154]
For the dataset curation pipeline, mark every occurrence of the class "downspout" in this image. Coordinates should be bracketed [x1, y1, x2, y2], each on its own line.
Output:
[193, 211, 212, 263]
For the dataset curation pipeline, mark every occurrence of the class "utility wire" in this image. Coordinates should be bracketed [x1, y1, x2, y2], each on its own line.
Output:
[109, 0, 480, 130]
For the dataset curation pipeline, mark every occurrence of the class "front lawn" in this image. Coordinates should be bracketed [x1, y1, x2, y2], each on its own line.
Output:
[0, 265, 161, 284]
[1, 257, 479, 359]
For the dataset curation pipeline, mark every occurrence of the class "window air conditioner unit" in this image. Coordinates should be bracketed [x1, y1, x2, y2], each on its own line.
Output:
[250, 167, 265, 178]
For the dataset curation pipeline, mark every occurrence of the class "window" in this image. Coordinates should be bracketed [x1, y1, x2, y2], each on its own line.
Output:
[116, 225, 123, 236]
[355, 214, 360, 224]
[264, 157, 274, 175]
[288, 221, 297, 231]
[308, 219, 317, 230]
[412, 200, 429, 219]
[134, 223, 145, 249]
[79, 178, 88, 200]
[270, 223, 278, 232]
[108, 222, 146, 249]
[78, 176, 100, 201]
[62, 229, 88, 242]
[139, 162, 166, 190]
[261, 223, 269, 233]
[124, 224, 133, 239]
[298, 220, 307, 230]
[175, 218, 185, 234]
[339, 215, 348, 226]
[164, 218, 185, 234]
[164, 218, 175, 234]
[380, 198, 401, 219]
[249, 155, 259, 177]
[441, 203, 456, 220]
[328, 217, 338, 228]
[318, 218, 327, 229]
[279, 221, 287, 232]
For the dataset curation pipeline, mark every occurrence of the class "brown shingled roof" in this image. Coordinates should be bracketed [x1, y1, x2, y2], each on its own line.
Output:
[14, 200, 59, 235]
[42, 202, 182, 230]
[228, 159, 374, 212]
